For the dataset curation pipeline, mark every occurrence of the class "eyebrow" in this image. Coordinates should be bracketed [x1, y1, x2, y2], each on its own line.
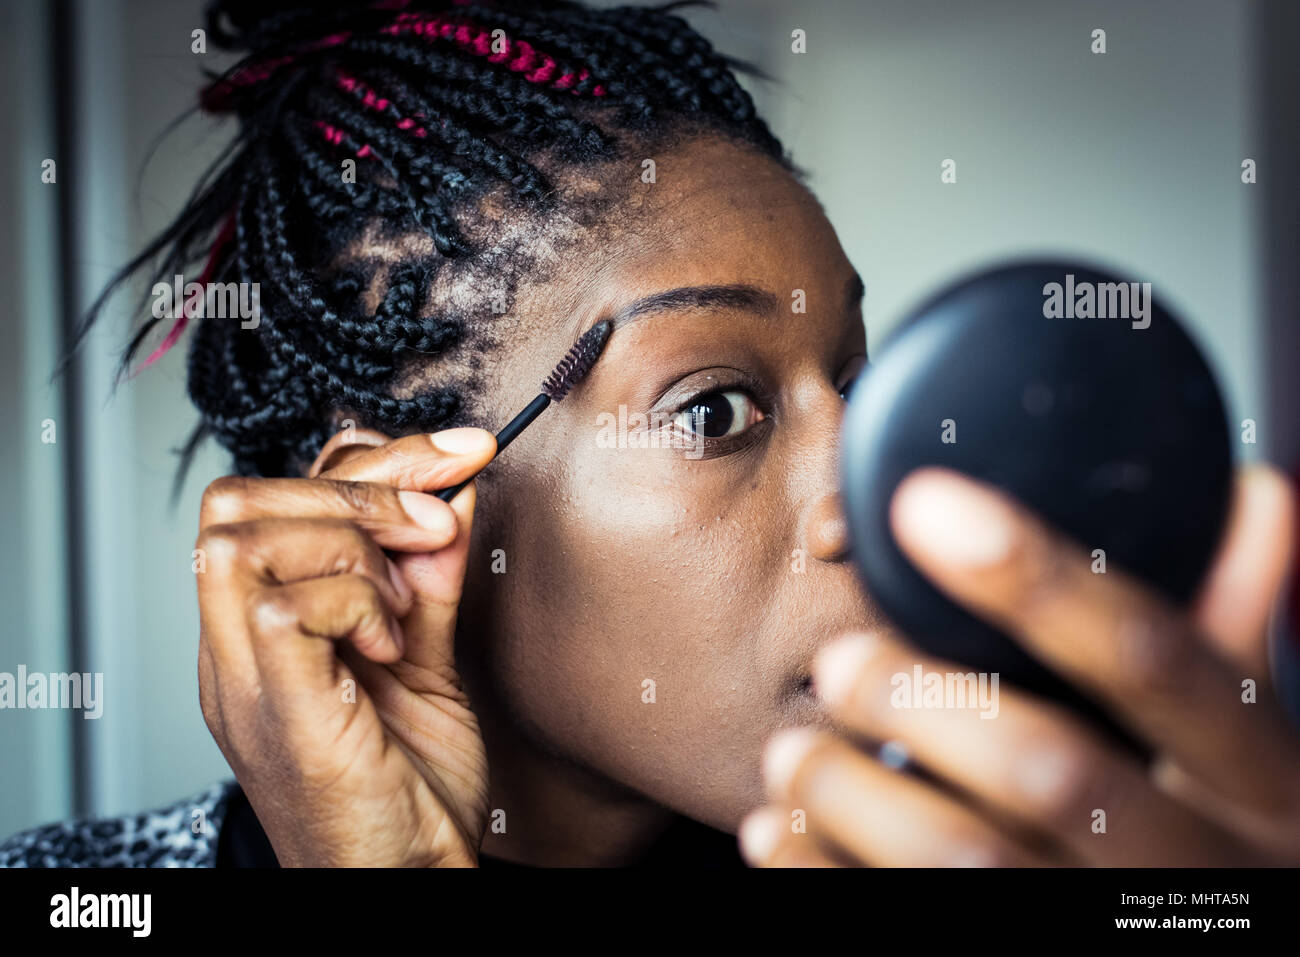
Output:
[608, 271, 865, 328]
[609, 284, 779, 327]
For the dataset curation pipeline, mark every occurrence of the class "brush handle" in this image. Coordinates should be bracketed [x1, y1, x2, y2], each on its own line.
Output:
[436, 393, 551, 503]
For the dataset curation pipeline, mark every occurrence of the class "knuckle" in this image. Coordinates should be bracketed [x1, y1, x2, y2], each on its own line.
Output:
[200, 476, 250, 527]
[336, 523, 377, 561]
[247, 589, 298, 636]
[330, 479, 379, 517]
[1010, 531, 1077, 616]
[378, 443, 422, 487]
[1113, 612, 1189, 697]
[343, 573, 383, 608]
[195, 523, 246, 567]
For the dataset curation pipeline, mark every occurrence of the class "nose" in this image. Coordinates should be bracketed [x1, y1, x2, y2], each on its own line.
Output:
[804, 492, 850, 563]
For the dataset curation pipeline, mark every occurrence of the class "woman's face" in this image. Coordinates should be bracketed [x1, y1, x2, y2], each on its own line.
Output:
[455, 135, 883, 833]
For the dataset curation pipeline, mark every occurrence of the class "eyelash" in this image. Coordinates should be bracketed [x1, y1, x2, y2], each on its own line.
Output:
[664, 375, 770, 458]
[672, 388, 763, 437]
[661, 360, 865, 459]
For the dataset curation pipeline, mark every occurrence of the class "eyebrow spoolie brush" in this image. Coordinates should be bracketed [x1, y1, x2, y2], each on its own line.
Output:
[437, 319, 613, 503]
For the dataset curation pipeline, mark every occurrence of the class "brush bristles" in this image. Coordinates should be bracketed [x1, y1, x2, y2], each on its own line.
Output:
[541, 319, 613, 401]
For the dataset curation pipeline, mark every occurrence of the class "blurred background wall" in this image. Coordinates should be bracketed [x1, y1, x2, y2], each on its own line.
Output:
[1, 0, 1296, 838]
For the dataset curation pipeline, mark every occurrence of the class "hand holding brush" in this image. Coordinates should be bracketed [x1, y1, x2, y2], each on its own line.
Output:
[437, 319, 613, 503]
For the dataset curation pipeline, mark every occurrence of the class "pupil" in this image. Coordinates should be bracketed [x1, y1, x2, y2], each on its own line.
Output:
[687, 394, 733, 438]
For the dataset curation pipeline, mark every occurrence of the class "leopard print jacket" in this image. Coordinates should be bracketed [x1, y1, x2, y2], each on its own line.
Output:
[0, 779, 745, 867]
[0, 780, 240, 868]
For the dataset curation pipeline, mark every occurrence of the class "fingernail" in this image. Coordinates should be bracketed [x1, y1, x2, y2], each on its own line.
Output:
[431, 428, 493, 456]
[398, 490, 454, 534]
[812, 633, 877, 707]
[763, 727, 819, 796]
[892, 470, 1017, 567]
[738, 809, 784, 865]
[388, 619, 406, 657]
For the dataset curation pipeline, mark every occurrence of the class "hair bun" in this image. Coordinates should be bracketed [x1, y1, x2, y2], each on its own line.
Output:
[200, 0, 380, 114]
[205, 0, 369, 54]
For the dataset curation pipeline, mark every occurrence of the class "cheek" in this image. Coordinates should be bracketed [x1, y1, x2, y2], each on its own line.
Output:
[481, 453, 797, 827]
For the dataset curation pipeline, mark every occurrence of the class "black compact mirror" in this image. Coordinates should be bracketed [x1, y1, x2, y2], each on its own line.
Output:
[840, 260, 1234, 754]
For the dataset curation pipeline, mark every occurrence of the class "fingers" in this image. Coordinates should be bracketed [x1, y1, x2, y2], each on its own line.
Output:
[315, 428, 495, 669]
[190, 428, 498, 868]
[755, 727, 1057, 867]
[199, 517, 413, 615]
[1192, 464, 1296, 674]
[738, 805, 841, 867]
[200, 474, 458, 553]
[195, 426, 496, 704]
[197, 429, 496, 552]
[391, 479, 479, 672]
[197, 519, 414, 702]
[810, 631, 1255, 866]
[890, 467, 1300, 817]
[249, 574, 404, 688]
[202, 573, 402, 766]
[322, 428, 496, 491]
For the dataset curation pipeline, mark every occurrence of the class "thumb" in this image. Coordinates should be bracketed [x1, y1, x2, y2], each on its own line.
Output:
[392, 479, 479, 673]
[1192, 464, 1296, 678]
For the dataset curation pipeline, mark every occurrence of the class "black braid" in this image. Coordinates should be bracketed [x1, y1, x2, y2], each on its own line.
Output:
[73, 0, 790, 488]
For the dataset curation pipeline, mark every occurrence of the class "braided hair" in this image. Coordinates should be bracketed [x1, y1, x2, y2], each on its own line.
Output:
[80, 0, 789, 482]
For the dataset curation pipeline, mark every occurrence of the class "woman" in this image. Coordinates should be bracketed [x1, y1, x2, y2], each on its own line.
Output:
[3, 0, 1298, 867]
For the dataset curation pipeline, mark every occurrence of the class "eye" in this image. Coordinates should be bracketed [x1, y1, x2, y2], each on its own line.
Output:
[672, 389, 764, 439]
[838, 355, 869, 402]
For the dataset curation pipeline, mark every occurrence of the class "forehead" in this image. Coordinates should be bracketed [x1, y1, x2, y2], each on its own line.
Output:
[394, 136, 851, 411]
[629, 138, 830, 271]
[539, 135, 851, 338]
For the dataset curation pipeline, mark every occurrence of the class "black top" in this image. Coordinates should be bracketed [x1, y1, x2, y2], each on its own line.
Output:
[216, 781, 746, 868]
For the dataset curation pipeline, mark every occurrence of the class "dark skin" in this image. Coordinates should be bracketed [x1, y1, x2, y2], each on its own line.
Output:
[195, 135, 1300, 866]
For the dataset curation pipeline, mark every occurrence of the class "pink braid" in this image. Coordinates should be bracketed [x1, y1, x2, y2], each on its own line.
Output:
[382, 12, 607, 96]
[132, 212, 238, 375]
[200, 33, 352, 113]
